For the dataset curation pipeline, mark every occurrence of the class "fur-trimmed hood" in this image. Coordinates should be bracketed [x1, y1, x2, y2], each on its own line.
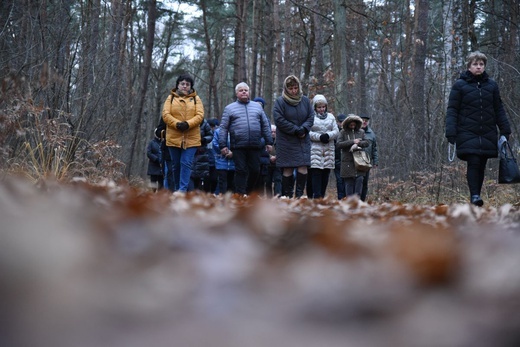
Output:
[342, 114, 363, 131]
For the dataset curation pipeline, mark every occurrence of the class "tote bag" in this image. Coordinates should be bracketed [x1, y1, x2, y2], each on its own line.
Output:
[498, 141, 520, 184]
[353, 150, 372, 172]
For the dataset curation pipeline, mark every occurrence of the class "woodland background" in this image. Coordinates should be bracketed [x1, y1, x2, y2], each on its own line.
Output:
[1, 0, 520, 204]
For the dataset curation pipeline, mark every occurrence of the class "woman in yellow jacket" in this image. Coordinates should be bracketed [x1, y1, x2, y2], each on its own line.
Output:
[162, 74, 204, 192]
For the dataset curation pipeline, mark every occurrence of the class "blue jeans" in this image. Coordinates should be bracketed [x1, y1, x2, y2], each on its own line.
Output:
[168, 146, 197, 192]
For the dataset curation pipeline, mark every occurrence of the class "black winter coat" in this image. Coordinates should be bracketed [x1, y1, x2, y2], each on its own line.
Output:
[446, 70, 511, 160]
[191, 120, 214, 179]
[147, 138, 163, 176]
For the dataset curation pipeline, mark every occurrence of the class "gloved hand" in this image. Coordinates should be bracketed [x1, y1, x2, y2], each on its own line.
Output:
[176, 121, 189, 131]
[350, 143, 359, 152]
[295, 127, 306, 138]
[319, 133, 330, 143]
[447, 136, 456, 144]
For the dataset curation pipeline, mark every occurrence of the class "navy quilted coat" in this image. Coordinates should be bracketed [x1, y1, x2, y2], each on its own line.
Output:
[273, 96, 314, 168]
[218, 100, 273, 150]
[446, 71, 511, 160]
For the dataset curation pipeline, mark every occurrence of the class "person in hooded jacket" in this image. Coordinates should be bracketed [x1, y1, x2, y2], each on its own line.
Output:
[336, 114, 369, 197]
[146, 129, 163, 192]
[273, 75, 314, 198]
[334, 114, 347, 199]
[308, 94, 340, 199]
[162, 73, 204, 193]
[446, 51, 511, 206]
[189, 119, 213, 191]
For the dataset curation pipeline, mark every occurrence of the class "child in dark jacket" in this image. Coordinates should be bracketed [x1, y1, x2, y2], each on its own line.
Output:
[147, 129, 164, 192]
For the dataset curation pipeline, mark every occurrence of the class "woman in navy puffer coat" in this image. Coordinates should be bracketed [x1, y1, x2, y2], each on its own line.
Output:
[446, 51, 511, 206]
[273, 75, 314, 198]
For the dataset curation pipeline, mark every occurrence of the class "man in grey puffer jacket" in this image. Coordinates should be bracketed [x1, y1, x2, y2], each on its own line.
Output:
[219, 82, 273, 194]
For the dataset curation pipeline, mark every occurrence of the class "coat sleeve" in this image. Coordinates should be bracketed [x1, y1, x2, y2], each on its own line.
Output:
[300, 98, 315, 133]
[261, 111, 274, 146]
[187, 95, 205, 129]
[446, 81, 462, 139]
[273, 98, 299, 135]
[328, 115, 340, 140]
[372, 136, 379, 165]
[493, 84, 511, 136]
[218, 107, 231, 149]
[162, 95, 178, 128]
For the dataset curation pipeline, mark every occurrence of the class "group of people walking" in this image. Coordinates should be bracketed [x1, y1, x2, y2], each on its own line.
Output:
[148, 72, 379, 200]
[148, 50, 512, 206]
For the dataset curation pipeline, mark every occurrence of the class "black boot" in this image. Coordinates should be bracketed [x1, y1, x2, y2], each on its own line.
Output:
[295, 172, 308, 198]
[281, 175, 294, 198]
[471, 195, 484, 206]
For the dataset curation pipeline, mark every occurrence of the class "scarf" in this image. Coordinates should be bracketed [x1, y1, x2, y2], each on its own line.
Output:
[282, 75, 303, 106]
[316, 112, 327, 120]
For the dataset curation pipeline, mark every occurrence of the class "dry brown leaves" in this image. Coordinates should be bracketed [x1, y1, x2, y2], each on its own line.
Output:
[2, 176, 520, 347]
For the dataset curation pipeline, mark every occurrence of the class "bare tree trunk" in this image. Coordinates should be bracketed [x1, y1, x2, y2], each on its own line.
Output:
[333, 0, 348, 112]
[127, 0, 157, 176]
[411, 0, 428, 163]
[233, 0, 248, 89]
[263, 0, 275, 118]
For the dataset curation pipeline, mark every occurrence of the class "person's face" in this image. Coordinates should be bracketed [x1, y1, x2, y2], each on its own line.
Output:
[362, 118, 369, 127]
[271, 129, 276, 138]
[315, 103, 326, 114]
[349, 121, 356, 129]
[287, 84, 299, 96]
[236, 87, 250, 102]
[177, 80, 191, 95]
[468, 60, 485, 75]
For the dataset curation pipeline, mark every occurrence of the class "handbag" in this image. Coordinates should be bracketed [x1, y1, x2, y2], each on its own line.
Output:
[498, 141, 520, 184]
[353, 150, 372, 172]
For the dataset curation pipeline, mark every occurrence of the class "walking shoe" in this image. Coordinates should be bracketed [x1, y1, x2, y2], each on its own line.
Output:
[471, 195, 484, 207]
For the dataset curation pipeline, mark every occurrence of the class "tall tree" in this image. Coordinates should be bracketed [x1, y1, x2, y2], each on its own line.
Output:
[127, 0, 157, 175]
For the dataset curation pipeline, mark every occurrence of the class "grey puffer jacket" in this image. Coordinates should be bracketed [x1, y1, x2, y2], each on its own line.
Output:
[273, 95, 314, 168]
[309, 112, 339, 169]
[218, 100, 273, 150]
[446, 70, 511, 160]
[336, 115, 369, 178]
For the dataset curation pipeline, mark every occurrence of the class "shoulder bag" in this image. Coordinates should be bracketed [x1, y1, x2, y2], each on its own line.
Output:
[498, 141, 520, 184]
[353, 150, 372, 172]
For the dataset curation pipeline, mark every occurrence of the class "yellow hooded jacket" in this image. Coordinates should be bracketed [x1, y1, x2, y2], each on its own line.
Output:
[162, 89, 204, 149]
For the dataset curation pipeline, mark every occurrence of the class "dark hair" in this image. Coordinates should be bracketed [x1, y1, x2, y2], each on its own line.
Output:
[176, 73, 194, 88]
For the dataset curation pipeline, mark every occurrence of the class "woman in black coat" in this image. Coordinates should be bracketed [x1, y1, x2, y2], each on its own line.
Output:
[446, 51, 511, 206]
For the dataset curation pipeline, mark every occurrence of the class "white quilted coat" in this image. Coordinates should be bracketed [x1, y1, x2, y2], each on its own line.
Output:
[309, 113, 340, 169]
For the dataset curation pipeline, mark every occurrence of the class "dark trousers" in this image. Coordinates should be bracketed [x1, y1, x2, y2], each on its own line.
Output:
[360, 169, 371, 201]
[334, 166, 345, 199]
[309, 168, 331, 199]
[216, 169, 235, 194]
[232, 148, 262, 194]
[466, 154, 488, 196]
[265, 165, 282, 196]
[344, 175, 364, 197]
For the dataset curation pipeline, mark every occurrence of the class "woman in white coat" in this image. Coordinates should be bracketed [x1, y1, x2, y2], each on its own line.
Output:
[308, 94, 340, 199]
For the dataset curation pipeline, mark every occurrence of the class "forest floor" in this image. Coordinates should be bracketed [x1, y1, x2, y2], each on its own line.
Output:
[2, 176, 520, 347]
